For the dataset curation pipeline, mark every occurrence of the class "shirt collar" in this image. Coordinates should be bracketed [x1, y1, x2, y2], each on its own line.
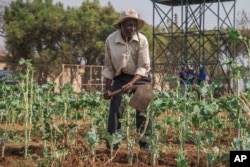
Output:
[115, 30, 139, 44]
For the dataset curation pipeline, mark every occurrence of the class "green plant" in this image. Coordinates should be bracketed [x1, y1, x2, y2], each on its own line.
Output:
[192, 132, 202, 167]
[18, 58, 36, 158]
[204, 146, 220, 167]
[175, 150, 188, 167]
[85, 125, 99, 162]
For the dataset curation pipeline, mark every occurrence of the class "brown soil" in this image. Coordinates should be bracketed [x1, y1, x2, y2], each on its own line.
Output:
[0, 123, 231, 167]
[0, 144, 210, 167]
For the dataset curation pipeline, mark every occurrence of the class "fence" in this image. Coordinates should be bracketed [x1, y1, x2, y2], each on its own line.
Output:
[2, 62, 169, 92]
[59, 64, 105, 92]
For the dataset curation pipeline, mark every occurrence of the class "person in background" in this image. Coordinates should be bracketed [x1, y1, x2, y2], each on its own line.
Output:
[197, 67, 206, 85]
[179, 67, 187, 87]
[102, 9, 152, 150]
[186, 67, 195, 85]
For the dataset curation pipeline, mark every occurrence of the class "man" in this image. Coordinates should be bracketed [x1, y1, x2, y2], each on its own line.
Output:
[102, 9, 152, 149]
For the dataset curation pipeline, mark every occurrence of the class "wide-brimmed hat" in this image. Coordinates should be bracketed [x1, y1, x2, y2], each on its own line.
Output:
[113, 9, 145, 31]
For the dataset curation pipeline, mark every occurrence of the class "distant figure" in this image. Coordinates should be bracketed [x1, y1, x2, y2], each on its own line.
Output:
[197, 67, 206, 85]
[186, 67, 195, 85]
[179, 67, 187, 87]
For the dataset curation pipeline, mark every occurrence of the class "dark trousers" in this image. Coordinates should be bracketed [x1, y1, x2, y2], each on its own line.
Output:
[107, 73, 152, 136]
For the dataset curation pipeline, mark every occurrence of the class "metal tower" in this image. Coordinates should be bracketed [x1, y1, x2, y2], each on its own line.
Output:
[152, 0, 236, 89]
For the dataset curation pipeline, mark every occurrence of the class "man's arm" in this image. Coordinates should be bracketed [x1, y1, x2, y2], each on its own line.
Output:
[122, 74, 142, 91]
[103, 78, 113, 100]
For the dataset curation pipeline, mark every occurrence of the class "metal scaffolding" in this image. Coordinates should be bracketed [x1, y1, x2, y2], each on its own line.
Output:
[152, 0, 236, 87]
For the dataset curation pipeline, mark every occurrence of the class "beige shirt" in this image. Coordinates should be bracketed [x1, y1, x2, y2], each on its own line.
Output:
[102, 30, 150, 80]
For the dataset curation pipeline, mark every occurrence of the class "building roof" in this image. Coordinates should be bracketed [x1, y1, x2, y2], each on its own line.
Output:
[152, 0, 235, 6]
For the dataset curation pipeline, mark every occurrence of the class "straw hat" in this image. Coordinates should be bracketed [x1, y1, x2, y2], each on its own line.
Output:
[113, 9, 145, 31]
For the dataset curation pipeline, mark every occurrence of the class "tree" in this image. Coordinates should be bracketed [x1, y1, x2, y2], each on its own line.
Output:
[3, 0, 154, 83]
[4, 0, 66, 63]
[3, 0, 121, 64]
[71, 0, 118, 65]
[3, 0, 117, 79]
[236, 10, 250, 30]
[236, 10, 250, 56]
[0, 0, 11, 38]
[0, 2, 4, 37]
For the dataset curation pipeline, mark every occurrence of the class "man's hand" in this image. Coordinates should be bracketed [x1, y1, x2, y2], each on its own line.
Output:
[103, 90, 112, 100]
[122, 82, 134, 91]
[104, 78, 112, 100]
[122, 74, 142, 91]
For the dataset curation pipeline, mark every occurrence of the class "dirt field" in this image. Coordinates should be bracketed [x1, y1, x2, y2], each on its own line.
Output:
[0, 122, 231, 167]
[0, 140, 211, 167]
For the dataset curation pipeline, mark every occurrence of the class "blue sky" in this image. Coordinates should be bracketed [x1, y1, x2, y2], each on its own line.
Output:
[1, 0, 249, 47]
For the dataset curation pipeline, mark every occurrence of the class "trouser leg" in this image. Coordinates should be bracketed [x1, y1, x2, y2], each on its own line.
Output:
[106, 73, 152, 148]
[107, 73, 135, 134]
[136, 110, 152, 135]
[107, 81, 124, 134]
[136, 110, 152, 148]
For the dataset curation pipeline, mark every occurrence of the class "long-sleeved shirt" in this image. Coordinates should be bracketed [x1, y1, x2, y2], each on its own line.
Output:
[102, 30, 150, 80]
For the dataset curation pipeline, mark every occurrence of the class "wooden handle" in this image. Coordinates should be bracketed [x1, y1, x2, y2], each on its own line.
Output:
[110, 89, 123, 96]
[110, 85, 140, 96]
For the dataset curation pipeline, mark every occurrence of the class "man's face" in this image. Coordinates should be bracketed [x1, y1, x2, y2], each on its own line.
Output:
[121, 19, 138, 38]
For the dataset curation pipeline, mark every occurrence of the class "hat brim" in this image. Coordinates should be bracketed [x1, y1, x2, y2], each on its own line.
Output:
[113, 17, 145, 31]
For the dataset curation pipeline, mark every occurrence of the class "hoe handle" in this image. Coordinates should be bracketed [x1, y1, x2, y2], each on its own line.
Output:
[110, 85, 139, 96]
[110, 84, 152, 96]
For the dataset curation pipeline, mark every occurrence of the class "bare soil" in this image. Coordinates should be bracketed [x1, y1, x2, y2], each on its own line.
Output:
[0, 143, 210, 167]
[0, 122, 231, 167]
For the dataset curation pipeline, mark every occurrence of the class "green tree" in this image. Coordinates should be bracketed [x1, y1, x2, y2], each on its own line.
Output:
[3, 0, 118, 79]
[0, 0, 12, 39]
[0, 1, 5, 38]
[3, 0, 154, 83]
[72, 0, 118, 65]
[4, 0, 66, 64]
[3, 0, 120, 65]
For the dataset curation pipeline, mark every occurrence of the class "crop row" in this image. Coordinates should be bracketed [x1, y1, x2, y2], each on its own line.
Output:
[0, 59, 250, 166]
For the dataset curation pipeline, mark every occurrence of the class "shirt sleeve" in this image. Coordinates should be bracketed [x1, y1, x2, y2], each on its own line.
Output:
[102, 40, 115, 80]
[135, 35, 151, 77]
